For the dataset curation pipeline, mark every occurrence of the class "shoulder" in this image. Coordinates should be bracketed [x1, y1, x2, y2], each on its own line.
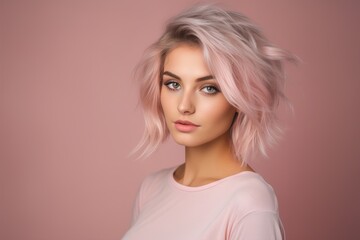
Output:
[138, 166, 175, 199]
[142, 166, 174, 186]
[225, 173, 284, 239]
[229, 172, 279, 213]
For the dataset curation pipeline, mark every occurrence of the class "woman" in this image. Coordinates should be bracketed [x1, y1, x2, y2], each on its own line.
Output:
[123, 4, 293, 240]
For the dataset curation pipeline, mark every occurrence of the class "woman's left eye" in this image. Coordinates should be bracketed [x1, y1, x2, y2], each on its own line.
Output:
[201, 85, 219, 94]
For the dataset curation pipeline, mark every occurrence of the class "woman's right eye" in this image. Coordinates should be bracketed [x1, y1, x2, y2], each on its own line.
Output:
[164, 81, 181, 91]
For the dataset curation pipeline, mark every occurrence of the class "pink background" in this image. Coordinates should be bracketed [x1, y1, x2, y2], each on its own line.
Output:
[1, 0, 359, 239]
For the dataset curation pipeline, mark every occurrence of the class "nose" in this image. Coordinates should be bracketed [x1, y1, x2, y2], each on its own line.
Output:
[177, 91, 195, 115]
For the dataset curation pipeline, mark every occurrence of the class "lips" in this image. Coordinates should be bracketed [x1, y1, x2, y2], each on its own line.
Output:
[174, 120, 199, 132]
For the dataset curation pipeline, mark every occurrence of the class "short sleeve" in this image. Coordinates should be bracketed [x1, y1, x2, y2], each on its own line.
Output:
[130, 189, 141, 225]
[129, 170, 164, 225]
[130, 178, 148, 226]
[229, 211, 284, 240]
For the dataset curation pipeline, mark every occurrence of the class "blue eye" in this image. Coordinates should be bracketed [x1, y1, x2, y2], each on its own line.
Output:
[201, 85, 219, 94]
[164, 81, 181, 90]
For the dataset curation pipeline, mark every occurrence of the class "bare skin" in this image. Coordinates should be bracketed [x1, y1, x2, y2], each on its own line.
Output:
[161, 44, 253, 187]
[173, 133, 253, 187]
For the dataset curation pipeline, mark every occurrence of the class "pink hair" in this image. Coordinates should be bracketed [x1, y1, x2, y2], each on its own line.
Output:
[132, 4, 295, 163]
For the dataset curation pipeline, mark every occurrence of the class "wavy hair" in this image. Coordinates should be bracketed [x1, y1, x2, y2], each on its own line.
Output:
[132, 4, 295, 163]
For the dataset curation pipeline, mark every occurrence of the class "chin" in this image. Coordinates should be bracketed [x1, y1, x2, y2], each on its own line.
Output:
[169, 127, 232, 149]
[169, 133, 199, 147]
[170, 132, 213, 148]
[174, 140, 202, 148]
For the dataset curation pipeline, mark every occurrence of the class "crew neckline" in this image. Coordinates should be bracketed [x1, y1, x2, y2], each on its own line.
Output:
[168, 166, 258, 192]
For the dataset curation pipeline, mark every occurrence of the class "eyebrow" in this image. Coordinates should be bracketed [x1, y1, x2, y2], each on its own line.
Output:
[162, 71, 214, 82]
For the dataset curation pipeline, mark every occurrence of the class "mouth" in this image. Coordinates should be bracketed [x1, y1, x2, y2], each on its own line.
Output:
[175, 120, 199, 126]
[174, 120, 200, 132]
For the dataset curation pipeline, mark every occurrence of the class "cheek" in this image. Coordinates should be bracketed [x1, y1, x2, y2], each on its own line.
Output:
[198, 98, 235, 126]
[160, 90, 175, 119]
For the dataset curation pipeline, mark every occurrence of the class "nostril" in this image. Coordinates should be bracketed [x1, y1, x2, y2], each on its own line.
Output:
[177, 102, 195, 115]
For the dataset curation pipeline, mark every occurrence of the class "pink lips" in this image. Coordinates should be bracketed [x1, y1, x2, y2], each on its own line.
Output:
[174, 120, 199, 132]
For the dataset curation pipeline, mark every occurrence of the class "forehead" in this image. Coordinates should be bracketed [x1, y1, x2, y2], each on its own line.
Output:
[163, 44, 211, 78]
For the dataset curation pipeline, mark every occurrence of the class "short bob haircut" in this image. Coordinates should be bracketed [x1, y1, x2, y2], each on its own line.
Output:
[133, 4, 294, 164]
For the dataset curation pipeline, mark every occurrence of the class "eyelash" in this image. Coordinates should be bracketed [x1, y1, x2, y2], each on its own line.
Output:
[163, 80, 220, 95]
[164, 81, 181, 91]
[202, 85, 219, 95]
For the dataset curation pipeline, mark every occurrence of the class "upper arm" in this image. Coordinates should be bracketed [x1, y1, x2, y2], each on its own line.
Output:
[130, 177, 148, 225]
[130, 188, 142, 225]
[229, 211, 284, 240]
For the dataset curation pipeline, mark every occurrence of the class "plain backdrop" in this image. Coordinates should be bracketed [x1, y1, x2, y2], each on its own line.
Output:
[1, 0, 359, 239]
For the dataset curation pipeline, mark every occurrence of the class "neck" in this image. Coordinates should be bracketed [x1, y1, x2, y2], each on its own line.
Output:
[174, 133, 252, 186]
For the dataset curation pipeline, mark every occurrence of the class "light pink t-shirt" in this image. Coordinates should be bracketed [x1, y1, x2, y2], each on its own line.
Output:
[122, 166, 284, 240]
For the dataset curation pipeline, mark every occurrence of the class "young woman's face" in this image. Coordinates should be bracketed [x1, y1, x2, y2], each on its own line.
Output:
[160, 44, 236, 148]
